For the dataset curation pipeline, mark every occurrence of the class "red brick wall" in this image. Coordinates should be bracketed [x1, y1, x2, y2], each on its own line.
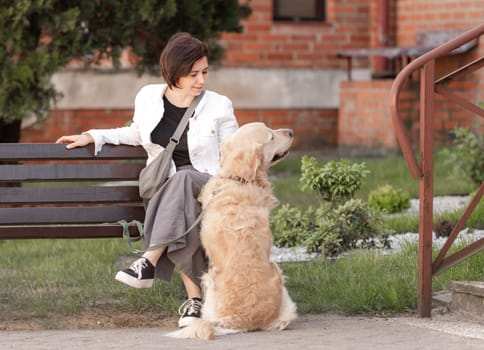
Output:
[236, 108, 338, 148]
[20, 0, 357, 149]
[20, 109, 134, 143]
[21, 108, 338, 150]
[21, 0, 483, 150]
[338, 80, 398, 150]
[338, 0, 483, 151]
[395, 79, 478, 149]
[220, 0, 371, 69]
[395, 0, 484, 135]
[338, 76, 479, 152]
[395, 0, 483, 46]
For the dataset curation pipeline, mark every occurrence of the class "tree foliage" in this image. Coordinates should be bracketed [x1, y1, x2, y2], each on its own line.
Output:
[0, 0, 251, 124]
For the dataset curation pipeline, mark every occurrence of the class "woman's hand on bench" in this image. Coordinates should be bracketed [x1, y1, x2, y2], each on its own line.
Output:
[56, 133, 94, 149]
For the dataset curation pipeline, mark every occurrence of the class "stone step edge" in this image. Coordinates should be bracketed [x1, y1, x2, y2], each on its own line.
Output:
[448, 281, 484, 297]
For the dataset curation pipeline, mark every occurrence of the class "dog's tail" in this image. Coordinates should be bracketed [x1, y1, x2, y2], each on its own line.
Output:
[165, 319, 215, 340]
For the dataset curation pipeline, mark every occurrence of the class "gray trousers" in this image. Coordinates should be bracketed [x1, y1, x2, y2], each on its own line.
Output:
[142, 169, 210, 288]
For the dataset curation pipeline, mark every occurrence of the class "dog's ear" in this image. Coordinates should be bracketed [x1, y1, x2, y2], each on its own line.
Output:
[219, 138, 232, 170]
[235, 145, 262, 181]
[220, 143, 263, 182]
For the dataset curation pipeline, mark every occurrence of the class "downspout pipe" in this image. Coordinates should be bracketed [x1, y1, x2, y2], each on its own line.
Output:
[374, 0, 391, 77]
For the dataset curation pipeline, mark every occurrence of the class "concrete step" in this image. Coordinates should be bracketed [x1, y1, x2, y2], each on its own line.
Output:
[447, 281, 484, 322]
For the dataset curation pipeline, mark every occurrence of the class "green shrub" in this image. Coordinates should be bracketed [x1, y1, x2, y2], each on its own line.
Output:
[300, 156, 369, 205]
[272, 157, 389, 257]
[271, 204, 314, 248]
[332, 199, 389, 251]
[303, 211, 341, 255]
[368, 184, 410, 214]
[302, 200, 389, 256]
[442, 127, 484, 186]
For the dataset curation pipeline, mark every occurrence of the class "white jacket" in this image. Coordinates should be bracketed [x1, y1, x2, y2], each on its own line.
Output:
[86, 84, 239, 175]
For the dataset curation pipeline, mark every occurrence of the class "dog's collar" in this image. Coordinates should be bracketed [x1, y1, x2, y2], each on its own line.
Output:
[226, 176, 250, 184]
[216, 175, 268, 189]
[209, 177, 249, 198]
[215, 175, 258, 186]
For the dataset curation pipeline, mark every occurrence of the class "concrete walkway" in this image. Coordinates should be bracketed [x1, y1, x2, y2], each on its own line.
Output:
[2, 313, 483, 350]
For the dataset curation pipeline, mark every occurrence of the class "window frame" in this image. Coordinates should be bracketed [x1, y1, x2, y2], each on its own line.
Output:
[273, 0, 326, 22]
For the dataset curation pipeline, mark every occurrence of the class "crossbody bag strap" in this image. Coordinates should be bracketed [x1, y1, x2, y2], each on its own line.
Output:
[164, 89, 205, 154]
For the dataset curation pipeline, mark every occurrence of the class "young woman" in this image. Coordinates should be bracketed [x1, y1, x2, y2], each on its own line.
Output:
[56, 32, 239, 327]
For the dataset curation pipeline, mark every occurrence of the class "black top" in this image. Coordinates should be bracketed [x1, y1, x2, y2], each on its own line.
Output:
[150, 95, 192, 168]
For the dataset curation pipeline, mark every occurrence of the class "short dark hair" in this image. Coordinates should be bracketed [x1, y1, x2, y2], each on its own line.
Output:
[160, 32, 209, 89]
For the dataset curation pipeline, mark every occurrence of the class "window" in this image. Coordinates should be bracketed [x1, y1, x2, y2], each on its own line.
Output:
[273, 0, 326, 22]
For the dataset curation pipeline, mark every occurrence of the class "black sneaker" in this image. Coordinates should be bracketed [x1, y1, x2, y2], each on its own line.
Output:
[178, 297, 202, 328]
[115, 257, 155, 288]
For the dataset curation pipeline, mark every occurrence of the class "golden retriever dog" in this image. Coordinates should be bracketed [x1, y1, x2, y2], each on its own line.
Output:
[167, 122, 297, 340]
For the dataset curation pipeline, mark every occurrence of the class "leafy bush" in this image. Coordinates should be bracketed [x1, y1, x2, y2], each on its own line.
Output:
[303, 200, 389, 256]
[368, 184, 410, 214]
[303, 209, 341, 255]
[272, 157, 389, 257]
[443, 127, 484, 186]
[300, 156, 369, 204]
[272, 204, 315, 248]
[331, 199, 389, 251]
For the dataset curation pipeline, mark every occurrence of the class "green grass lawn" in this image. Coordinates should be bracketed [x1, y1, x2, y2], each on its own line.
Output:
[0, 151, 482, 328]
[1, 238, 482, 325]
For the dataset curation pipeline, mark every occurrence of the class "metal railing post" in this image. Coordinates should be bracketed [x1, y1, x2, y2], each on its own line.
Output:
[417, 60, 435, 317]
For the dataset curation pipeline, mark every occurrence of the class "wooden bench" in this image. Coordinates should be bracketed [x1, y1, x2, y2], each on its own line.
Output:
[0, 143, 147, 240]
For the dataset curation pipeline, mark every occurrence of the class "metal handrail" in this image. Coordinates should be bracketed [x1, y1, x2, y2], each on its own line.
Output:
[390, 23, 484, 179]
[390, 23, 483, 318]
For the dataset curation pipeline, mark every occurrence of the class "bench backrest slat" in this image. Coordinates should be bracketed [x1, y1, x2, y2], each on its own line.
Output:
[1, 206, 145, 225]
[0, 163, 144, 182]
[0, 186, 141, 204]
[0, 143, 147, 161]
